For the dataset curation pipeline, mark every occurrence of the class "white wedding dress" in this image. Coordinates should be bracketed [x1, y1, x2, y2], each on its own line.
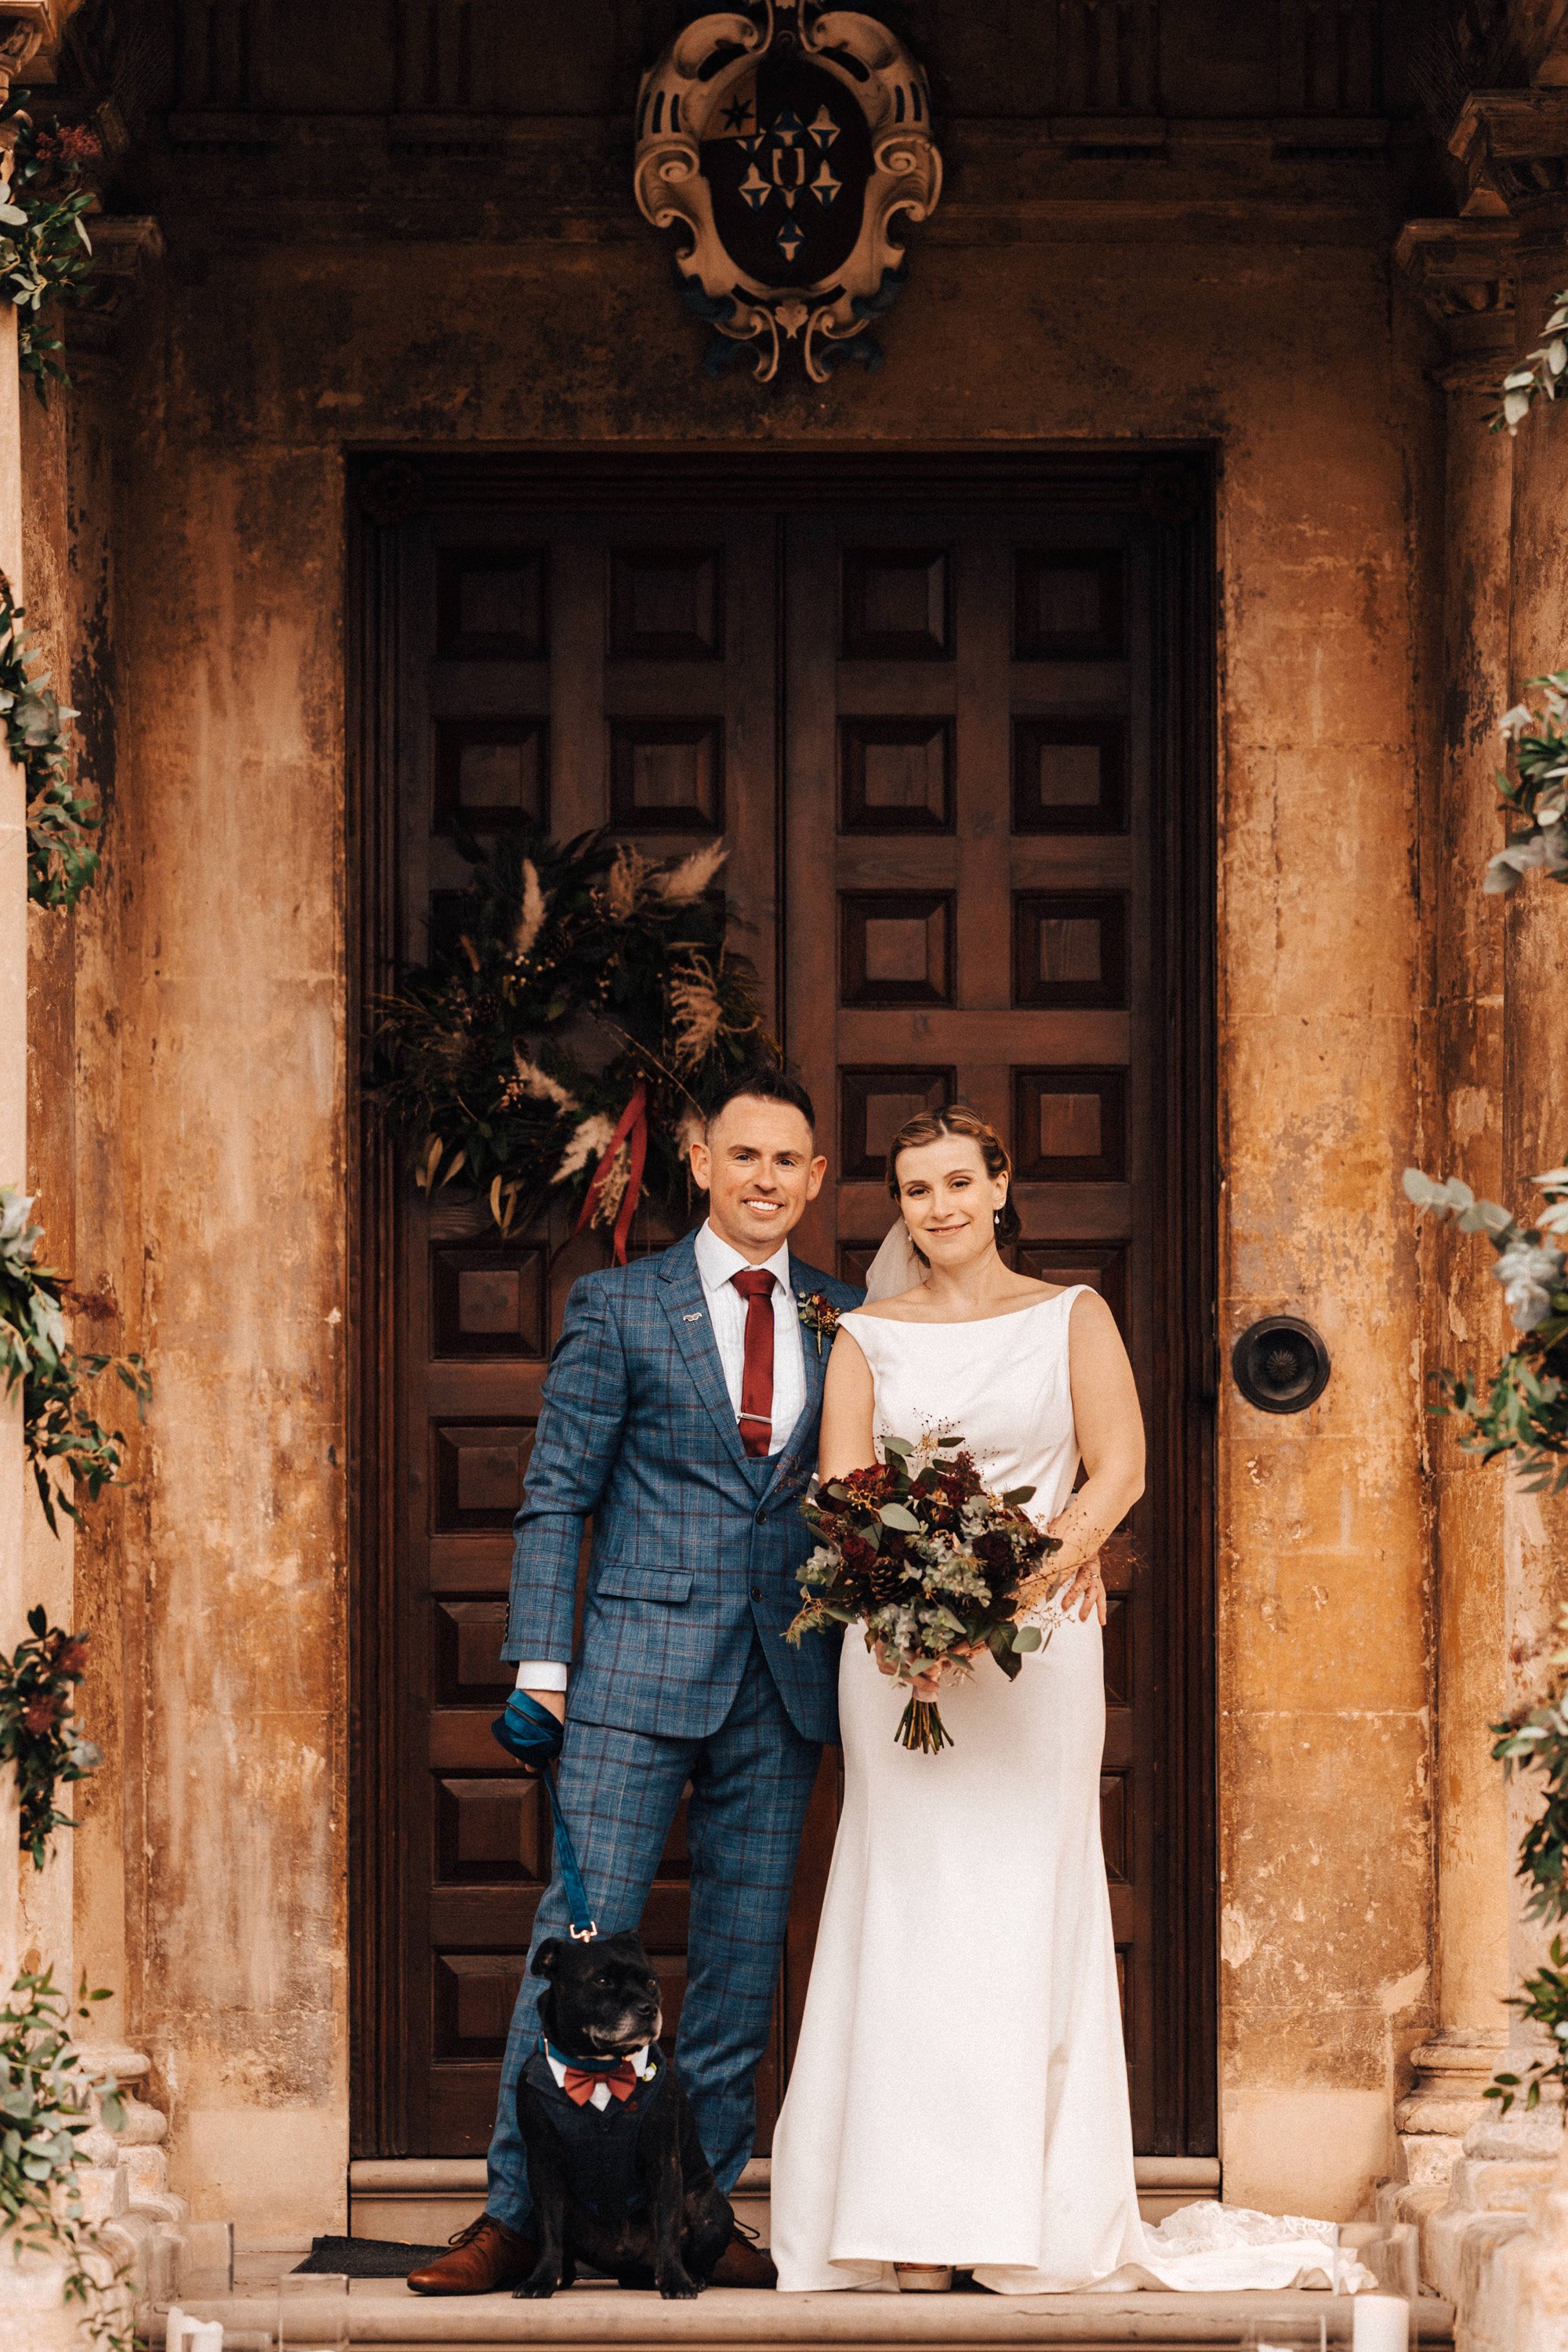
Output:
[770, 1288, 1360, 2296]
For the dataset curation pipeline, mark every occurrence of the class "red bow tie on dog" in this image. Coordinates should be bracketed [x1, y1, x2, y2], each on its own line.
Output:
[562, 2059, 638, 2107]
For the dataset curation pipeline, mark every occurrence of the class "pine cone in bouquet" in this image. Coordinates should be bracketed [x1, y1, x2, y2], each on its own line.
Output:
[865, 1549, 913, 1606]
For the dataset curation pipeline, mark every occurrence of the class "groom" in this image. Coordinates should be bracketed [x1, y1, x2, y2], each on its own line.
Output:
[408, 1064, 862, 2296]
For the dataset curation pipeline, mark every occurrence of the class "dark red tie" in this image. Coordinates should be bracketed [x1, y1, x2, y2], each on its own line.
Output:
[732, 1269, 775, 1458]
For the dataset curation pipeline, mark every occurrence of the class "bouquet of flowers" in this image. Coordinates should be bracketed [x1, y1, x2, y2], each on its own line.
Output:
[786, 1435, 1067, 1753]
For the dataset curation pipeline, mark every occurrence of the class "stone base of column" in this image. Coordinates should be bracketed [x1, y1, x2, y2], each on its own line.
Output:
[1422, 2103, 1564, 2325]
[72, 2042, 187, 2307]
[1376, 2037, 1508, 2233]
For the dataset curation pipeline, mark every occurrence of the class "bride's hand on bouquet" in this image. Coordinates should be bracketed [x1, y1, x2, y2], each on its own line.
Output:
[871, 1639, 979, 1699]
[1061, 1558, 1108, 1624]
[908, 1653, 975, 1700]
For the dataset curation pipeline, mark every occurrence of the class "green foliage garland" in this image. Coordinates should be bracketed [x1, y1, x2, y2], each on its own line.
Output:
[1, 590, 94, 913]
[1495, 289, 1568, 437]
[371, 826, 778, 1238]
[2, 586, 99, 913]
[0, 107, 107, 906]
[1404, 1165, 1568, 1490]
[0, 1968, 131, 2352]
[0, 1188, 150, 1534]
[0, 1608, 100, 1869]
[0, 103, 100, 401]
[1485, 673, 1568, 897]
[1486, 1614, 1568, 2114]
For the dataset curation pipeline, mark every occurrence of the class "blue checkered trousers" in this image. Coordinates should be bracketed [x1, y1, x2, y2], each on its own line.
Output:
[485, 1228, 863, 2231]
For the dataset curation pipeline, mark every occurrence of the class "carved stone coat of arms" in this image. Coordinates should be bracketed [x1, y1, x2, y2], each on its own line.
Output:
[633, 1, 943, 383]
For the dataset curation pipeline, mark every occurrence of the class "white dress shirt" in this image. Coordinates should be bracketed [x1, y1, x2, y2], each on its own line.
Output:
[543, 2040, 654, 2111]
[514, 1221, 808, 1693]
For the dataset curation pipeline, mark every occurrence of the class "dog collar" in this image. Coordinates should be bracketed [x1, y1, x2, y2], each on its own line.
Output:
[543, 2037, 655, 2077]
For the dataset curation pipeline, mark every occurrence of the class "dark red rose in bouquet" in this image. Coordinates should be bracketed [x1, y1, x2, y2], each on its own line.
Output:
[786, 1434, 1067, 1752]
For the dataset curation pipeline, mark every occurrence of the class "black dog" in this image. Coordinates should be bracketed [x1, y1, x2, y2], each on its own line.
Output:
[514, 1930, 735, 2299]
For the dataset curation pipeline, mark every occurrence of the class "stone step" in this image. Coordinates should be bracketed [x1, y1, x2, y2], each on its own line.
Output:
[347, 2158, 1225, 2248]
[1442, 2155, 1557, 2216]
[165, 2281, 1457, 2352]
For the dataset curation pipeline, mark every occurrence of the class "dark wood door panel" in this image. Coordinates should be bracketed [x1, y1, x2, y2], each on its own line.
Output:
[784, 503, 1204, 2153]
[354, 457, 1215, 2165]
[379, 504, 786, 2155]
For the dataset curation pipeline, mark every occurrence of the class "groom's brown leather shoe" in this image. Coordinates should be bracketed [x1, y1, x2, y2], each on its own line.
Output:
[709, 2225, 778, 2288]
[407, 2215, 536, 2294]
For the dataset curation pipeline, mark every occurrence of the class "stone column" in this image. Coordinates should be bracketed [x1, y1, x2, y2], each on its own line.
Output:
[1387, 223, 1518, 2233]
[0, 0, 92, 2009]
[1497, 192, 1568, 2071]
[0, 287, 24, 2002]
[0, 20, 78, 2343]
[1416, 93, 1568, 2343]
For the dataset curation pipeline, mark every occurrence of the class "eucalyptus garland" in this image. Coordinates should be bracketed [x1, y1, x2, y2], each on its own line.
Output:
[1, 586, 99, 912]
[0, 103, 99, 401]
[0, 1188, 150, 1533]
[371, 827, 778, 1242]
[1404, 1165, 1568, 1490]
[0, 105, 105, 906]
[0, 1968, 132, 2352]
[1486, 1610, 1568, 2115]
[1485, 672, 1568, 896]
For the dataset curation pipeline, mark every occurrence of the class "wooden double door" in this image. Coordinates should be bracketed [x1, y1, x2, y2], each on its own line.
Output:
[351, 453, 1216, 2165]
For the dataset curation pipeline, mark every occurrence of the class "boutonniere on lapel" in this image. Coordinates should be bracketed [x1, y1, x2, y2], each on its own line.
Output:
[797, 1290, 840, 1356]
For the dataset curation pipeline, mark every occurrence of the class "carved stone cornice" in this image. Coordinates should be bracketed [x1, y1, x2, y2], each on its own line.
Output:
[0, 0, 85, 105]
[1396, 218, 1519, 387]
[62, 213, 162, 374]
[1396, 219, 1518, 319]
[1450, 89, 1568, 215]
[1508, 0, 1568, 88]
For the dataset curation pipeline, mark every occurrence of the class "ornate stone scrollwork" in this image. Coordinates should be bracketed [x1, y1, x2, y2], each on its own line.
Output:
[0, 0, 82, 106]
[633, 0, 942, 384]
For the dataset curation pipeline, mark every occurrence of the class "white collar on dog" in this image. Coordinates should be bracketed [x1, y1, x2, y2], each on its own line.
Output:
[543, 2043, 653, 2111]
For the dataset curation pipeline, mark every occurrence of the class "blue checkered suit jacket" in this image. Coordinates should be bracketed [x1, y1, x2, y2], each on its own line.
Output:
[503, 1229, 863, 1744]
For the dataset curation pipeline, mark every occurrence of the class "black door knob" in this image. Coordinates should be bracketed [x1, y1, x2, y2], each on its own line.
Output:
[1231, 1317, 1330, 1414]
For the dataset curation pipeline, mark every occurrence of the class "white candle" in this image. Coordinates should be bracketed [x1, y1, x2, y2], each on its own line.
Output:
[164, 2311, 223, 2352]
[1352, 2296, 1409, 2352]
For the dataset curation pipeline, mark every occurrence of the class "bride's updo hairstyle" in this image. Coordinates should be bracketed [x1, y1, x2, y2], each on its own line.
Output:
[886, 1104, 1022, 1248]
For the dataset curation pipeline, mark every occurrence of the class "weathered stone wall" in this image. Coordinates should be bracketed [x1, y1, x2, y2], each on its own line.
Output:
[1213, 274, 1443, 2217]
[66, 183, 1443, 2231]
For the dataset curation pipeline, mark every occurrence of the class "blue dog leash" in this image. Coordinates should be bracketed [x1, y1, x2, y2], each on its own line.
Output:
[491, 1689, 597, 1940]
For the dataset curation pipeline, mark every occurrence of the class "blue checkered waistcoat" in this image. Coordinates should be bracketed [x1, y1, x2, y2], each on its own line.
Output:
[503, 1230, 863, 1744]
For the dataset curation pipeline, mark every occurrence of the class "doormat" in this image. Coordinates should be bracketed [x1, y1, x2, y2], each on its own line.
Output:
[292, 2236, 447, 2278]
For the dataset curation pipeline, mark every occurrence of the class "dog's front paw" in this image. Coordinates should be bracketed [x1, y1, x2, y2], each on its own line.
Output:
[657, 2266, 701, 2300]
[514, 2262, 562, 2300]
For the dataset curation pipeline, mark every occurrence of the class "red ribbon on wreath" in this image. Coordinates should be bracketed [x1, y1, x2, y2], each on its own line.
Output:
[572, 1084, 649, 1265]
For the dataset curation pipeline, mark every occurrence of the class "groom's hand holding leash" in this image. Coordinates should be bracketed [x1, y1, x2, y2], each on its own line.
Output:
[515, 1684, 567, 1768]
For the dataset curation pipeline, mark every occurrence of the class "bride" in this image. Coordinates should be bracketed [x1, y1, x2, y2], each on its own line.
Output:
[769, 1105, 1355, 2297]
